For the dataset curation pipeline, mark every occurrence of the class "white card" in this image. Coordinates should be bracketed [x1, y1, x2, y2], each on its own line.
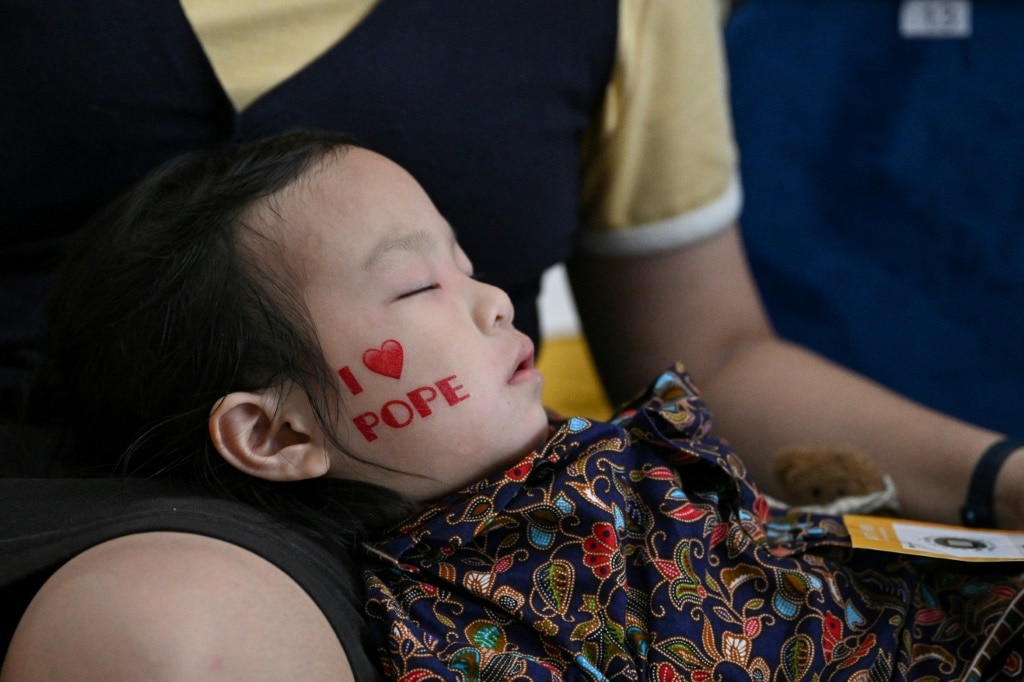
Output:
[899, 0, 972, 38]
[846, 514, 1024, 562]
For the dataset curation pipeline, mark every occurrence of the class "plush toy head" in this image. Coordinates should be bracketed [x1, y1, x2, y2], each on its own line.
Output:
[773, 447, 888, 507]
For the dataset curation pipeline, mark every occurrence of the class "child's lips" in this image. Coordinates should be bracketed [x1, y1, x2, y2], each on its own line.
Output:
[509, 338, 542, 385]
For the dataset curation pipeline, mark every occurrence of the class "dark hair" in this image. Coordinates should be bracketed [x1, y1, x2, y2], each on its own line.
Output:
[31, 130, 417, 548]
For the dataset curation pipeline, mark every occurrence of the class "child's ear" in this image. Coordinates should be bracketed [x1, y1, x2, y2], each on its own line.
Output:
[209, 385, 331, 482]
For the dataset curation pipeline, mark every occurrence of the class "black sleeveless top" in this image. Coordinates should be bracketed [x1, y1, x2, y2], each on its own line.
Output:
[0, 0, 618, 395]
[0, 477, 384, 680]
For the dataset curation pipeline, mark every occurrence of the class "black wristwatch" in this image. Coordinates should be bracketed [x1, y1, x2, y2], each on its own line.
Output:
[960, 438, 1024, 528]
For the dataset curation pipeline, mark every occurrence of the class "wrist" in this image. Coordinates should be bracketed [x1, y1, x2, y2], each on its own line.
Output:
[994, 443, 1024, 530]
[961, 437, 1024, 529]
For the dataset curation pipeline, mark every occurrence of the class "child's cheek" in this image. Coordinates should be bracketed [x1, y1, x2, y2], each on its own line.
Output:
[337, 339, 472, 443]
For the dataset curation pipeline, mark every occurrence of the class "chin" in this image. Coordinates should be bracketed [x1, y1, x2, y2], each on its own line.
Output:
[526, 418, 551, 453]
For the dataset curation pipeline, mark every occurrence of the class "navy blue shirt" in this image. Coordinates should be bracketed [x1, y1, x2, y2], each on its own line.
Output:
[728, 0, 1024, 434]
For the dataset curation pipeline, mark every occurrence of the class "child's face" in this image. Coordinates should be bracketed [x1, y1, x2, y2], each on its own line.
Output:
[277, 148, 548, 501]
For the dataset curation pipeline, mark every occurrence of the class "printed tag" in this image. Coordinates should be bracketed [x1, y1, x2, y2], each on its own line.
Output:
[845, 514, 1024, 562]
[899, 0, 972, 39]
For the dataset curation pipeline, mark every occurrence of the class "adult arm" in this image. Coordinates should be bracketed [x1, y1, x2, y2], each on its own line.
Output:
[1, 532, 355, 681]
[569, 225, 1020, 527]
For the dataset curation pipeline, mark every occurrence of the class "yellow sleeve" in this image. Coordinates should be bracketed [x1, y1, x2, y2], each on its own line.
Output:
[580, 0, 741, 256]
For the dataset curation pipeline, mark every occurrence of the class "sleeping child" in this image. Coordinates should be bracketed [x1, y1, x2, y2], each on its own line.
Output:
[35, 130, 1024, 680]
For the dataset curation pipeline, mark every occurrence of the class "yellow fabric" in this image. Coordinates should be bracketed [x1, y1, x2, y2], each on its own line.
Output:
[180, 0, 737, 245]
[537, 336, 613, 420]
[180, 0, 379, 111]
[581, 0, 737, 236]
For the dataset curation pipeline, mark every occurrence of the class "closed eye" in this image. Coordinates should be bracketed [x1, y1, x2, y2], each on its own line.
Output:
[396, 283, 440, 300]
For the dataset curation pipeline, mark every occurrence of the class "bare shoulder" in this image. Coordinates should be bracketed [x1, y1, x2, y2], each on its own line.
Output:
[1, 532, 355, 681]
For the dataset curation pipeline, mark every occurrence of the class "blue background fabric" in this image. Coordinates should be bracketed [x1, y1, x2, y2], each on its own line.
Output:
[727, 0, 1024, 434]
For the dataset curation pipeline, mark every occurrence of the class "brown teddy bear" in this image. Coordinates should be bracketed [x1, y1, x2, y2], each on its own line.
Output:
[771, 447, 899, 515]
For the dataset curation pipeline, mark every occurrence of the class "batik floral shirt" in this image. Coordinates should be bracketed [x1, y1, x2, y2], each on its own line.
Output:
[363, 365, 1024, 681]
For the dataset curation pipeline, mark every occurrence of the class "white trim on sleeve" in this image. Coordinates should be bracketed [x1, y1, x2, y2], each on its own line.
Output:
[579, 173, 743, 257]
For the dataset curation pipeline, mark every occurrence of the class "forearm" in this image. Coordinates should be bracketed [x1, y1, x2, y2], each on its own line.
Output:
[570, 226, 1010, 526]
[698, 333, 1000, 523]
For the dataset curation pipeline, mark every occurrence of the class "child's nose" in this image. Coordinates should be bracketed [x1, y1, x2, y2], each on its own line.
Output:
[472, 280, 515, 331]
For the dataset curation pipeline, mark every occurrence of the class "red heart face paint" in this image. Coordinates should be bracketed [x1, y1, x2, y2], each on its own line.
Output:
[362, 339, 404, 379]
[337, 339, 472, 441]
[338, 339, 405, 395]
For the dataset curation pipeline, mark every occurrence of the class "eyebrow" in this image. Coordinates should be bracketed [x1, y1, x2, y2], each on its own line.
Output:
[362, 225, 455, 270]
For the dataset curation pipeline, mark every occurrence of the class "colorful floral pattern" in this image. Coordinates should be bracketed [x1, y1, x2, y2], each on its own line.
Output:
[363, 365, 1024, 680]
